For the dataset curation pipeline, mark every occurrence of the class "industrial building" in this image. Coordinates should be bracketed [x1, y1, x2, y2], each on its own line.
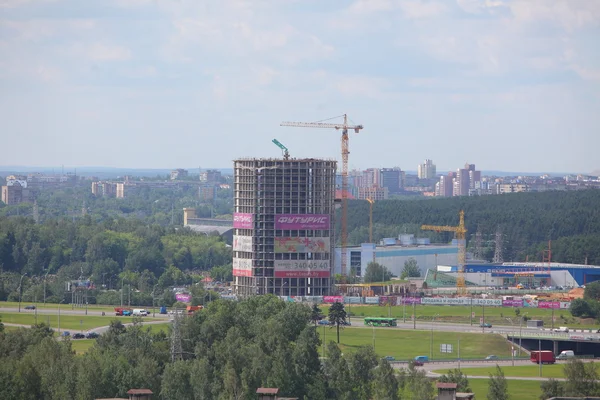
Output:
[232, 158, 337, 297]
[334, 234, 459, 278]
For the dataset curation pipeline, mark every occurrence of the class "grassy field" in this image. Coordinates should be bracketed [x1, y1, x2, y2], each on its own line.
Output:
[147, 323, 171, 334]
[318, 326, 514, 360]
[70, 339, 96, 355]
[0, 301, 119, 313]
[0, 312, 161, 331]
[467, 378, 541, 400]
[434, 364, 566, 378]
[323, 303, 591, 328]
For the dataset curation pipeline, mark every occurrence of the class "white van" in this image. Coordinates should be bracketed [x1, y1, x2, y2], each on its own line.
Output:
[132, 309, 148, 316]
[554, 326, 569, 333]
[557, 350, 575, 359]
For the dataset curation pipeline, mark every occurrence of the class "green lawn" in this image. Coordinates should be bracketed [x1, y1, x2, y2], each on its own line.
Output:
[324, 303, 591, 328]
[467, 378, 541, 400]
[0, 301, 119, 313]
[318, 327, 514, 360]
[147, 323, 171, 334]
[434, 364, 566, 378]
[70, 339, 96, 355]
[0, 312, 161, 331]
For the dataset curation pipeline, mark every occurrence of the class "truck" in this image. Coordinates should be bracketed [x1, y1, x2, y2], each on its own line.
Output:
[114, 307, 132, 316]
[186, 305, 203, 314]
[530, 350, 555, 364]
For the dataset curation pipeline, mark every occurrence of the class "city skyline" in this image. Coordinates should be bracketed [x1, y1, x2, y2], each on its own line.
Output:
[1, 1, 598, 173]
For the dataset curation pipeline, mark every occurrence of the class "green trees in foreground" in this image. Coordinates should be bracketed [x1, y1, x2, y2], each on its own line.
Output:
[0, 297, 441, 400]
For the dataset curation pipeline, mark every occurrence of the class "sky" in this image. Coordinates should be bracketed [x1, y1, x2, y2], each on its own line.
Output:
[0, 0, 599, 174]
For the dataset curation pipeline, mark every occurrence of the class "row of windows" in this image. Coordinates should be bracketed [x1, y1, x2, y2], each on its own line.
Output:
[234, 229, 331, 237]
[235, 252, 330, 260]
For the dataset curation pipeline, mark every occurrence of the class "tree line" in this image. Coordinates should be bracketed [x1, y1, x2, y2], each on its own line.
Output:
[0, 216, 232, 303]
[344, 190, 600, 264]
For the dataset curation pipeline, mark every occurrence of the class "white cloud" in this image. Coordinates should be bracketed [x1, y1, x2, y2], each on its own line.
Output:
[398, 1, 447, 19]
[85, 43, 132, 61]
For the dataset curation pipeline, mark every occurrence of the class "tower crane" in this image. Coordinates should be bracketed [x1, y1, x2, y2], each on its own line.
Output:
[280, 114, 364, 278]
[421, 210, 468, 295]
[272, 139, 290, 160]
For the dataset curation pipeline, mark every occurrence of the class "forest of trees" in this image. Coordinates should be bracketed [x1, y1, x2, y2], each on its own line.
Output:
[344, 190, 600, 264]
[0, 216, 232, 303]
[0, 296, 435, 400]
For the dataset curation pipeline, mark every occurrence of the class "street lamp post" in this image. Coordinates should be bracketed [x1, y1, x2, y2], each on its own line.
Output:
[18, 273, 27, 312]
[519, 312, 528, 356]
[58, 300, 64, 335]
[430, 314, 439, 359]
[505, 318, 515, 366]
[43, 269, 50, 306]
[120, 277, 125, 307]
[153, 284, 159, 317]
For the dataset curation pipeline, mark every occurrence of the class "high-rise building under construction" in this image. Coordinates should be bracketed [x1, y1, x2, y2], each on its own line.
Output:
[232, 158, 337, 297]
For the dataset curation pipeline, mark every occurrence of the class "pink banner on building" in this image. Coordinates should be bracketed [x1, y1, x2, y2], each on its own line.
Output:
[233, 213, 253, 229]
[275, 214, 330, 230]
[323, 296, 344, 303]
[379, 296, 397, 306]
[233, 269, 253, 277]
[538, 301, 561, 309]
[502, 299, 523, 307]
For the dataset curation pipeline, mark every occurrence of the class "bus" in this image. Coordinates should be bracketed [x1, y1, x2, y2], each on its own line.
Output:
[364, 317, 397, 327]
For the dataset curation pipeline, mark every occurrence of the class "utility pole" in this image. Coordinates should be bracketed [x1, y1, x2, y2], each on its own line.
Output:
[413, 302, 416, 330]
[493, 227, 504, 263]
[18, 273, 27, 312]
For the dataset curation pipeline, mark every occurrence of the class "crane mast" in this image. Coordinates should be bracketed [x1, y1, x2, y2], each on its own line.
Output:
[421, 210, 467, 295]
[280, 114, 364, 280]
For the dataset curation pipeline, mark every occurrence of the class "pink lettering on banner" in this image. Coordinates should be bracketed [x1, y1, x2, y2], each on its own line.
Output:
[275, 214, 330, 230]
[538, 301, 561, 309]
[323, 296, 344, 303]
[233, 213, 253, 229]
[502, 300, 523, 307]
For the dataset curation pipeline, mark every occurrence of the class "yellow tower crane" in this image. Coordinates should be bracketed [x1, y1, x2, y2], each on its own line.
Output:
[280, 114, 364, 278]
[421, 210, 468, 295]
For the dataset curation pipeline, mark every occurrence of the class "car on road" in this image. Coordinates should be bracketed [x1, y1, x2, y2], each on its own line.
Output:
[480, 323, 492, 328]
[86, 332, 99, 339]
[412, 360, 424, 366]
[383, 356, 395, 361]
[24, 305, 36, 310]
[485, 355, 499, 360]
[318, 320, 332, 325]
[62, 331, 70, 337]
[72, 333, 85, 339]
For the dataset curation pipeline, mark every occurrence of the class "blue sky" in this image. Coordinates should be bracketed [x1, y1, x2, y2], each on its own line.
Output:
[0, 0, 598, 173]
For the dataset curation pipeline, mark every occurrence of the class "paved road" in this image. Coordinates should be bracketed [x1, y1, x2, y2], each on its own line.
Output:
[0, 306, 172, 319]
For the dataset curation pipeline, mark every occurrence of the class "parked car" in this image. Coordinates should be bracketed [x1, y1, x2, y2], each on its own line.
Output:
[486, 355, 499, 360]
[24, 305, 36, 310]
[72, 333, 85, 339]
[86, 332, 99, 339]
[62, 331, 71, 337]
[480, 323, 492, 328]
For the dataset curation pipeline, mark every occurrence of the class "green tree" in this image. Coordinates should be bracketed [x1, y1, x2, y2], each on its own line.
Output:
[540, 378, 564, 400]
[584, 281, 600, 300]
[372, 358, 399, 400]
[363, 262, 392, 283]
[328, 302, 347, 343]
[563, 358, 599, 396]
[324, 341, 352, 399]
[402, 362, 435, 400]
[347, 346, 378, 399]
[401, 258, 421, 279]
[311, 304, 322, 326]
[570, 298, 595, 318]
[438, 368, 471, 392]
[487, 365, 509, 400]
[160, 360, 193, 400]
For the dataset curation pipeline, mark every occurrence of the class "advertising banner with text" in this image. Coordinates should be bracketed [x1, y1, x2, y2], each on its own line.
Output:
[560, 302, 571, 309]
[323, 296, 344, 303]
[275, 214, 330, 230]
[523, 298, 538, 308]
[233, 213, 253, 229]
[502, 299, 524, 307]
[232, 258, 253, 277]
[398, 297, 422, 305]
[421, 297, 502, 306]
[274, 260, 330, 278]
[379, 296, 397, 306]
[345, 297, 363, 304]
[538, 301, 561, 309]
[233, 235, 253, 252]
[175, 293, 191, 303]
[365, 297, 379, 304]
[275, 237, 330, 253]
